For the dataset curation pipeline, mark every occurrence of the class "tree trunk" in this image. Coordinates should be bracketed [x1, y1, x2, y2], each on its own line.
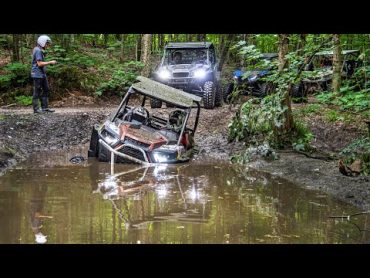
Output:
[218, 34, 225, 54]
[120, 34, 125, 62]
[297, 34, 306, 54]
[332, 34, 342, 94]
[278, 34, 294, 133]
[218, 34, 235, 72]
[159, 34, 164, 49]
[136, 34, 142, 61]
[140, 34, 152, 77]
[278, 34, 289, 71]
[12, 34, 20, 62]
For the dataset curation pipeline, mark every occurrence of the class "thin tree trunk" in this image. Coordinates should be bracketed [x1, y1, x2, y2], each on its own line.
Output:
[12, 34, 20, 62]
[120, 34, 125, 62]
[141, 34, 152, 77]
[218, 34, 225, 54]
[278, 34, 294, 132]
[332, 34, 342, 94]
[218, 34, 235, 72]
[297, 34, 306, 55]
[136, 34, 142, 61]
[159, 34, 164, 49]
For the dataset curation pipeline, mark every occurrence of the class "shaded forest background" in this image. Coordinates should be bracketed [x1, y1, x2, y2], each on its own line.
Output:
[0, 34, 369, 174]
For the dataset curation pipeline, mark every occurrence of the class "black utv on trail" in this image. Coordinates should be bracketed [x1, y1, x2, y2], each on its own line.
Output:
[151, 42, 222, 109]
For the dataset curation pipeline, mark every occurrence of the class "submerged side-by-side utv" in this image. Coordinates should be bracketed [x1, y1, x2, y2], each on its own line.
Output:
[88, 76, 201, 165]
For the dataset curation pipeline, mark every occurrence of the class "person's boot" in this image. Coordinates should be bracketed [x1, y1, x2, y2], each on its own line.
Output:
[41, 97, 54, 112]
[42, 108, 55, 113]
[34, 108, 45, 114]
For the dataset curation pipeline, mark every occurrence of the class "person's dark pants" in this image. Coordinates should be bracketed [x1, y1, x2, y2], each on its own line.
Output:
[32, 77, 50, 111]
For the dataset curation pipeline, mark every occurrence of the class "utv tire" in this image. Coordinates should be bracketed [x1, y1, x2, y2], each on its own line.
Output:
[224, 83, 234, 103]
[150, 98, 162, 108]
[291, 83, 306, 103]
[203, 81, 216, 109]
[252, 82, 268, 98]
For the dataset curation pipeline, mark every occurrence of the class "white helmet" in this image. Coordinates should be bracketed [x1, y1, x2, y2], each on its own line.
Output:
[37, 35, 52, 48]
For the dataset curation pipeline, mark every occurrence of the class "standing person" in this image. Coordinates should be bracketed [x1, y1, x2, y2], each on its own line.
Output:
[31, 35, 57, 113]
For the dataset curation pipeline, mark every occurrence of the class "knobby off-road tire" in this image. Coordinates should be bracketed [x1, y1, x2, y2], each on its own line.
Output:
[203, 81, 216, 109]
[252, 82, 268, 98]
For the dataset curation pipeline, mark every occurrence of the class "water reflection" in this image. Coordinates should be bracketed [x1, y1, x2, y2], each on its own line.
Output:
[28, 184, 52, 244]
[92, 165, 211, 231]
[0, 148, 369, 244]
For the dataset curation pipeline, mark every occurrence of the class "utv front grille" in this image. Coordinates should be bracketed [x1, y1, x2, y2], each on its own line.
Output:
[124, 137, 150, 149]
[173, 72, 189, 78]
[119, 145, 146, 161]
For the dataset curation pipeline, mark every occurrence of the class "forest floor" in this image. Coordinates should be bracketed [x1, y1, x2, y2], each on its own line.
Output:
[0, 95, 369, 210]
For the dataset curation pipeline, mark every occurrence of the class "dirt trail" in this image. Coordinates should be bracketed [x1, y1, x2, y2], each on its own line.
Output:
[1, 103, 369, 210]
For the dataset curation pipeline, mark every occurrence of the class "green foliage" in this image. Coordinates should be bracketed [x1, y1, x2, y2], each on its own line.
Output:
[324, 110, 344, 122]
[298, 103, 321, 115]
[228, 94, 289, 147]
[0, 62, 30, 91]
[340, 137, 370, 175]
[95, 61, 143, 97]
[292, 120, 314, 151]
[316, 89, 370, 113]
[15, 95, 32, 106]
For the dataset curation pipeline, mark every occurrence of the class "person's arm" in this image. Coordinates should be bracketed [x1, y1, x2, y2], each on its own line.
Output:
[34, 48, 56, 67]
[37, 60, 57, 67]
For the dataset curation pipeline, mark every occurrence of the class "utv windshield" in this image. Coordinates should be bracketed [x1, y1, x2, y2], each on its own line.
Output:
[163, 48, 209, 65]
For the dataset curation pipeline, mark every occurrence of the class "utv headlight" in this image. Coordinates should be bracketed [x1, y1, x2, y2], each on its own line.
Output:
[249, 74, 258, 81]
[153, 153, 171, 163]
[158, 69, 171, 80]
[104, 135, 119, 145]
[193, 68, 207, 79]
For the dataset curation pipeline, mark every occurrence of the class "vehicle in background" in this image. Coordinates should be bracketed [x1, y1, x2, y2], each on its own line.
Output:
[151, 42, 222, 109]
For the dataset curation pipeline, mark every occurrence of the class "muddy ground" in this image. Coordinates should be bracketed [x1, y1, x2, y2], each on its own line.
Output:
[0, 100, 369, 210]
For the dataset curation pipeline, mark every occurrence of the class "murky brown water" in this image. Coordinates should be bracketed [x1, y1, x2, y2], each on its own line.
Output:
[0, 147, 369, 244]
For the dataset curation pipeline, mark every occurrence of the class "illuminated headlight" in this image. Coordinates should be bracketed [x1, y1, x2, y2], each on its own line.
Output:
[158, 69, 171, 80]
[104, 135, 119, 145]
[193, 68, 207, 79]
[249, 75, 257, 81]
[153, 153, 171, 163]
